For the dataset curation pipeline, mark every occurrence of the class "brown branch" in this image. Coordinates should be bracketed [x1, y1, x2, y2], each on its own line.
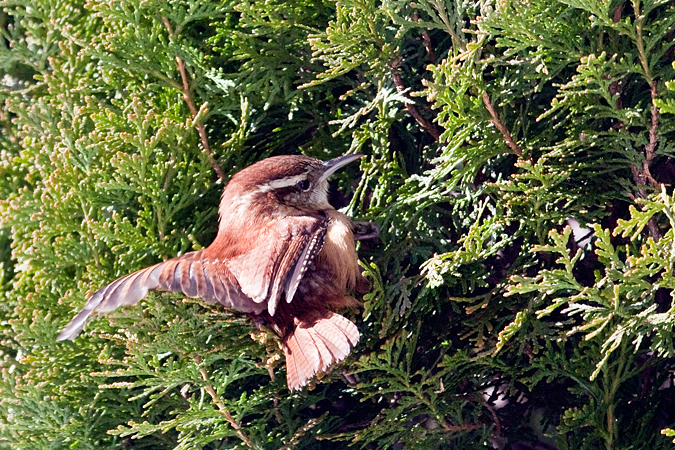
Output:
[644, 81, 659, 184]
[612, 3, 624, 23]
[629, 81, 661, 242]
[440, 421, 480, 433]
[481, 92, 523, 157]
[607, 49, 660, 242]
[412, 12, 437, 64]
[421, 30, 436, 63]
[629, 0, 660, 242]
[480, 396, 502, 436]
[391, 58, 442, 141]
[161, 16, 225, 181]
[193, 355, 254, 449]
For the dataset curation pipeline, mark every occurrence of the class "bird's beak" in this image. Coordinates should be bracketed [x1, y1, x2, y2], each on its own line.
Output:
[319, 154, 363, 183]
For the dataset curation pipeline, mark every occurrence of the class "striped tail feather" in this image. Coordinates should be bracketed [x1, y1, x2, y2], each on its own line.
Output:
[283, 311, 360, 391]
[57, 250, 260, 341]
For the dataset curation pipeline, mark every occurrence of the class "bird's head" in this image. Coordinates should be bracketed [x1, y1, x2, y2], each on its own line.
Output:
[220, 154, 363, 219]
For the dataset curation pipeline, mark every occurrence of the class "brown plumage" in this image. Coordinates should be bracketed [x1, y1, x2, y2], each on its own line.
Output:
[57, 154, 371, 390]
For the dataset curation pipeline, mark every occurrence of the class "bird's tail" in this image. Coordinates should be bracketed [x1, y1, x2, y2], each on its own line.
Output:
[283, 311, 359, 391]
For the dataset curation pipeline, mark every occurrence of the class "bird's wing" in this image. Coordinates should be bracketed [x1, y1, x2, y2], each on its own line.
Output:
[56, 250, 254, 341]
[227, 215, 328, 316]
[57, 216, 328, 341]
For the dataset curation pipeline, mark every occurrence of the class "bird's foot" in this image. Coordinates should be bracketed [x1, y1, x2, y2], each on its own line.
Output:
[352, 221, 380, 241]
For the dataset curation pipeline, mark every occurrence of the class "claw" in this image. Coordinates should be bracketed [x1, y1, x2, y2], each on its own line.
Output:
[352, 221, 380, 241]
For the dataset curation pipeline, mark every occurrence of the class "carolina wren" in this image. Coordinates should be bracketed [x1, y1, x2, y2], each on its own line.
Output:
[57, 154, 370, 390]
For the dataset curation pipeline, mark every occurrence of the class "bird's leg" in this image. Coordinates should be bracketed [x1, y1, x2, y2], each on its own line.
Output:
[249, 314, 268, 332]
[352, 221, 380, 241]
[248, 313, 285, 338]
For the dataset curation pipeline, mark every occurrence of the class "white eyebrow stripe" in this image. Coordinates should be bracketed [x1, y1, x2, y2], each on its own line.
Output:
[263, 174, 308, 191]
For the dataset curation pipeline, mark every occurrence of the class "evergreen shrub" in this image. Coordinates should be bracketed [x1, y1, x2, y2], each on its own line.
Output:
[1, 0, 674, 448]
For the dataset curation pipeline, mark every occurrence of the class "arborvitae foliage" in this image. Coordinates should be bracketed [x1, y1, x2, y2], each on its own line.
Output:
[1, 0, 675, 449]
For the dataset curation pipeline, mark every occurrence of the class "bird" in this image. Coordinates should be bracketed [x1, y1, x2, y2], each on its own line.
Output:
[57, 153, 371, 390]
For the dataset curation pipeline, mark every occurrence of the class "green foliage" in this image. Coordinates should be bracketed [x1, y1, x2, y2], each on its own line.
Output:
[2, 0, 675, 448]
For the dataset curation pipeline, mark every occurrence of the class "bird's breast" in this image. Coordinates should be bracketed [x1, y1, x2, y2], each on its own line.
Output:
[310, 209, 361, 293]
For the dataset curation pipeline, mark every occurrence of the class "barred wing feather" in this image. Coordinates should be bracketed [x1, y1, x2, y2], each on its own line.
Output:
[226, 216, 328, 316]
[57, 250, 257, 341]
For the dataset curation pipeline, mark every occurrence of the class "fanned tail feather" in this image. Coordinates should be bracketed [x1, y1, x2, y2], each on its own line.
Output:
[283, 311, 360, 390]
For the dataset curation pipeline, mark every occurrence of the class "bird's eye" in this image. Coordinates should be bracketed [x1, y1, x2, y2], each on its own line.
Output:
[296, 179, 310, 191]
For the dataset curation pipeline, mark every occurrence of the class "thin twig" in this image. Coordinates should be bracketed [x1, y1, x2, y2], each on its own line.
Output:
[481, 92, 523, 157]
[612, 3, 624, 24]
[480, 395, 502, 436]
[161, 17, 226, 181]
[440, 420, 480, 433]
[193, 355, 254, 449]
[412, 12, 437, 64]
[643, 81, 659, 185]
[421, 30, 436, 63]
[390, 12, 440, 140]
[630, 83, 661, 239]
[391, 58, 442, 141]
[635, 15, 652, 85]
[432, 0, 465, 52]
[629, 1, 660, 241]
[629, 81, 661, 242]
